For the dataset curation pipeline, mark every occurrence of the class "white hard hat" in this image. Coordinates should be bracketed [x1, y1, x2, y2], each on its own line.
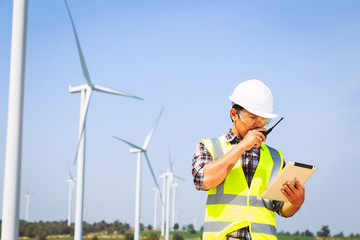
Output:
[229, 79, 278, 119]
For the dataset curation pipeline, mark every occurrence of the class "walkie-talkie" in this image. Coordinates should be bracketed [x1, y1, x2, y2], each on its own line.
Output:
[261, 117, 284, 138]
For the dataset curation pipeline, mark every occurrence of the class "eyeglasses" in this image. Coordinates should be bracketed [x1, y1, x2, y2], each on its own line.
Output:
[238, 110, 271, 127]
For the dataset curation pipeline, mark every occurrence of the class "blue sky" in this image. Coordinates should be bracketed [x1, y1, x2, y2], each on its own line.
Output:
[1, 0, 360, 236]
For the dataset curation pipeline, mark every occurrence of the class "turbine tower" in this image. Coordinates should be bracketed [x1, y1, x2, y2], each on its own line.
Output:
[66, 168, 76, 226]
[152, 187, 160, 229]
[112, 107, 164, 240]
[64, 1, 142, 240]
[24, 192, 31, 222]
[160, 173, 166, 236]
[171, 180, 178, 230]
[161, 153, 185, 240]
[165, 171, 172, 240]
[1, 0, 29, 238]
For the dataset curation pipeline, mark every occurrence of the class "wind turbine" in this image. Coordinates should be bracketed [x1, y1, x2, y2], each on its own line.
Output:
[169, 161, 184, 231]
[161, 152, 185, 240]
[112, 107, 164, 240]
[63, 1, 142, 240]
[66, 167, 76, 226]
[24, 192, 31, 222]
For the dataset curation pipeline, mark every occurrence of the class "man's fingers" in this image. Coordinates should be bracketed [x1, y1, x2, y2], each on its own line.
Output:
[284, 182, 295, 195]
[281, 189, 292, 201]
[294, 178, 305, 191]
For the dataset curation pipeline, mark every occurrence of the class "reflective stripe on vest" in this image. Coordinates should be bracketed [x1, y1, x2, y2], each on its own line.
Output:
[206, 195, 274, 211]
[204, 222, 276, 236]
[201, 135, 283, 240]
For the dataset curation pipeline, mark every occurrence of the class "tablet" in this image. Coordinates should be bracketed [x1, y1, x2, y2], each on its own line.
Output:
[261, 162, 317, 202]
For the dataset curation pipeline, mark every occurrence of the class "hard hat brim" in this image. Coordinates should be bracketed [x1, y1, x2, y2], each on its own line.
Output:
[229, 96, 278, 119]
[244, 107, 278, 119]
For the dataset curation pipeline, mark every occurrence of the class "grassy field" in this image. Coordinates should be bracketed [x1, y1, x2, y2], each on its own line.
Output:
[21, 233, 360, 240]
[278, 236, 315, 240]
[24, 230, 202, 240]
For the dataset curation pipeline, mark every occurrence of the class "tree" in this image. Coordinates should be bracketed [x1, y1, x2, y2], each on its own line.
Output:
[125, 232, 134, 240]
[92, 235, 99, 240]
[187, 224, 194, 232]
[25, 224, 36, 238]
[124, 223, 131, 231]
[107, 226, 114, 235]
[302, 230, 314, 237]
[333, 232, 344, 238]
[146, 234, 159, 240]
[173, 233, 184, 240]
[187, 224, 196, 234]
[147, 224, 153, 231]
[98, 220, 107, 231]
[173, 223, 179, 230]
[39, 233, 47, 240]
[317, 225, 330, 237]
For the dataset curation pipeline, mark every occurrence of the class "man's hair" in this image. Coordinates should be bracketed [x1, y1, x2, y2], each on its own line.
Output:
[230, 103, 243, 122]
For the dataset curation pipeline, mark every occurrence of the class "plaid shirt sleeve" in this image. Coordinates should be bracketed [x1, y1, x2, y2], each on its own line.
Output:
[192, 141, 213, 191]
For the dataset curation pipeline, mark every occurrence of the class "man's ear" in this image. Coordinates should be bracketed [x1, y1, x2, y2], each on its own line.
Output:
[230, 108, 237, 120]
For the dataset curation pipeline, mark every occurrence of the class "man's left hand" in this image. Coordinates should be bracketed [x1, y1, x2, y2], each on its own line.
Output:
[281, 178, 305, 209]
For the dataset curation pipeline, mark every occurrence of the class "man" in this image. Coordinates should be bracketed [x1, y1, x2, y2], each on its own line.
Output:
[192, 79, 305, 240]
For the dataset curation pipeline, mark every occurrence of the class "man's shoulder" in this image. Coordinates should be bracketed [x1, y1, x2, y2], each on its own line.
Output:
[264, 144, 282, 152]
[200, 134, 226, 142]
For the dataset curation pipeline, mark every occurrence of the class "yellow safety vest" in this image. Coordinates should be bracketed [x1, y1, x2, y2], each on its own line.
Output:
[202, 135, 284, 240]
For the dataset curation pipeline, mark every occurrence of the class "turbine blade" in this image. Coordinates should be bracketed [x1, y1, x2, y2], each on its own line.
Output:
[143, 106, 164, 150]
[64, 0, 92, 86]
[173, 174, 186, 182]
[112, 135, 143, 150]
[93, 85, 143, 100]
[73, 88, 92, 165]
[143, 152, 162, 202]
[67, 165, 74, 180]
[168, 146, 173, 172]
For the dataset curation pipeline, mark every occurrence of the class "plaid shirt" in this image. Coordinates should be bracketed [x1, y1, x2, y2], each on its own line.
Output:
[192, 129, 284, 239]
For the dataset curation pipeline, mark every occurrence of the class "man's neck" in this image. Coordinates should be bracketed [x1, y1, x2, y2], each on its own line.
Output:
[232, 124, 245, 140]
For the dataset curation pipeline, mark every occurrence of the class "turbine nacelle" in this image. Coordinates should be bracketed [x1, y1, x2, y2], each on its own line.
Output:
[130, 148, 143, 154]
[69, 84, 90, 93]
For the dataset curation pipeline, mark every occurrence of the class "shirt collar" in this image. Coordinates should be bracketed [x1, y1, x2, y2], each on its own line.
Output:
[225, 129, 241, 143]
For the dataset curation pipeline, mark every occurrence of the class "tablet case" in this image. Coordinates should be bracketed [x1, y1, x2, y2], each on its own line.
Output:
[261, 162, 317, 202]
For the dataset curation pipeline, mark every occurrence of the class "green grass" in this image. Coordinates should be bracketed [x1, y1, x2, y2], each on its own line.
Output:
[139, 230, 201, 239]
[24, 235, 360, 240]
[26, 230, 202, 240]
[278, 236, 315, 240]
[277, 236, 360, 240]
[24, 231, 360, 240]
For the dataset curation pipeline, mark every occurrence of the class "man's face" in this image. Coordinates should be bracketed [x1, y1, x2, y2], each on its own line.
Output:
[237, 109, 270, 130]
[231, 108, 270, 138]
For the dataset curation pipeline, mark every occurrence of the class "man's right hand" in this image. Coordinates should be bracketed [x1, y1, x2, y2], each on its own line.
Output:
[240, 128, 266, 150]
